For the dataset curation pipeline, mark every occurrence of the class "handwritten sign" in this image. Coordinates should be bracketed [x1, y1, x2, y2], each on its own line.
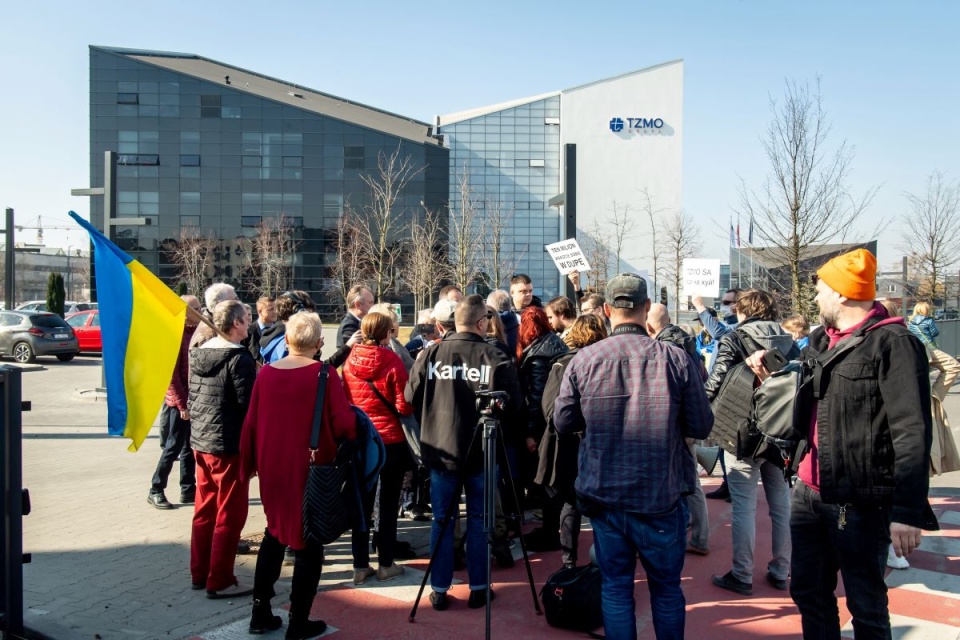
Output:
[682, 259, 721, 298]
[545, 239, 592, 275]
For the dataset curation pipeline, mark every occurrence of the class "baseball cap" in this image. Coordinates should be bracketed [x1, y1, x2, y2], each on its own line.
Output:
[432, 299, 458, 325]
[605, 272, 648, 309]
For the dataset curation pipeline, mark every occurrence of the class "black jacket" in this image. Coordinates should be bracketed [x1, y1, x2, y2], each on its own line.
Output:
[655, 324, 706, 381]
[519, 332, 569, 440]
[801, 319, 938, 529]
[704, 318, 798, 401]
[337, 313, 361, 349]
[405, 332, 523, 474]
[189, 341, 257, 456]
[535, 349, 580, 497]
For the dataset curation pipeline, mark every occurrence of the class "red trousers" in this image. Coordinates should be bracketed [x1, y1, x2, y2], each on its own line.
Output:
[191, 452, 249, 591]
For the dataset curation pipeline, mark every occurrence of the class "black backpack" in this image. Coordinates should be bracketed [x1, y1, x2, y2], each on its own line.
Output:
[540, 564, 603, 634]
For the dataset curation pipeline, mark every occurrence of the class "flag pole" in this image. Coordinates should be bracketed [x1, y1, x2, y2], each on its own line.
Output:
[186, 305, 232, 342]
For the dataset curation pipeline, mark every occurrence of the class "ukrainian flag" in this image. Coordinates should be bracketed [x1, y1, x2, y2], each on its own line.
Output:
[70, 212, 187, 452]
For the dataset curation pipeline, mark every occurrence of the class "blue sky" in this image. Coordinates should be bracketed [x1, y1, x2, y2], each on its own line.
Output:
[1, 1, 957, 270]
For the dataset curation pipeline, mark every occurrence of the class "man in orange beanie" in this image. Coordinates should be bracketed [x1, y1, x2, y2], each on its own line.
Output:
[746, 248, 939, 638]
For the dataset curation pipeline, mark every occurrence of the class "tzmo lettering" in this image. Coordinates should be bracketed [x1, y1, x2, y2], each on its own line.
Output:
[626, 117, 665, 129]
[427, 361, 491, 385]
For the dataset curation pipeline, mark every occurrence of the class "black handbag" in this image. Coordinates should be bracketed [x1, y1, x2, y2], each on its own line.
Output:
[540, 564, 604, 633]
[302, 366, 355, 546]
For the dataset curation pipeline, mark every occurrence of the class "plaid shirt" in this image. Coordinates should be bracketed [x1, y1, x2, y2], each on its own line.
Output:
[554, 324, 713, 513]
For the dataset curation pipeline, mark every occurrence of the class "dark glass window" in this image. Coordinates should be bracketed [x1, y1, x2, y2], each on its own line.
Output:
[242, 156, 261, 167]
[117, 93, 139, 105]
[180, 155, 201, 166]
[282, 156, 302, 167]
[117, 154, 160, 166]
[180, 215, 200, 227]
[241, 216, 262, 227]
[344, 146, 364, 169]
[30, 315, 70, 329]
[200, 95, 222, 118]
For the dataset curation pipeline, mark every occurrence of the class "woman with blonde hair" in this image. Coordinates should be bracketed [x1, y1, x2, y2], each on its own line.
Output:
[240, 311, 355, 637]
[342, 311, 416, 584]
[909, 301, 940, 347]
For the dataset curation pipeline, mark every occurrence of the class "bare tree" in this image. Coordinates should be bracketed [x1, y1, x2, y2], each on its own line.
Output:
[900, 171, 960, 305]
[580, 220, 612, 292]
[448, 165, 482, 290]
[244, 214, 300, 298]
[607, 200, 637, 274]
[353, 147, 424, 300]
[661, 210, 703, 321]
[170, 228, 217, 298]
[738, 78, 877, 315]
[405, 206, 451, 312]
[329, 209, 373, 309]
[639, 186, 666, 297]
[479, 199, 527, 291]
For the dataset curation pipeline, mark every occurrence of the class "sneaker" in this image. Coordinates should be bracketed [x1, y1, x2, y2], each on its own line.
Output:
[285, 617, 326, 640]
[352, 566, 376, 585]
[706, 482, 729, 500]
[686, 543, 710, 556]
[408, 505, 430, 522]
[467, 588, 495, 609]
[179, 490, 196, 504]
[766, 571, 789, 591]
[147, 492, 174, 510]
[887, 545, 910, 570]
[711, 571, 753, 596]
[206, 582, 254, 599]
[430, 590, 449, 611]
[523, 528, 561, 552]
[377, 563, 404, 582]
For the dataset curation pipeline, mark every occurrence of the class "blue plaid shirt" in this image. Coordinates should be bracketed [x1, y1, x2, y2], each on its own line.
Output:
[554, 325, 713, 513]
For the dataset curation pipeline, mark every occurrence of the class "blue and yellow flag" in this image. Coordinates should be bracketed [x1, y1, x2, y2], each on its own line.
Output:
[69, 211, 187, 451]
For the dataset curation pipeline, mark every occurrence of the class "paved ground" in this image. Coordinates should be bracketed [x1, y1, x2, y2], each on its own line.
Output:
[11, 350, 960, 639]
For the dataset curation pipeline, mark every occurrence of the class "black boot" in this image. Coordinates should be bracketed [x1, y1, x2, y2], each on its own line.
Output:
[285, 616, 327, 640]
[705, 481, 730, 500]
[249, 598, 283, 634]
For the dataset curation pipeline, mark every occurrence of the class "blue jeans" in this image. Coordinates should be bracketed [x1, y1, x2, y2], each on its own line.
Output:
[429, 468, 486, 591]
[591, 500, 688, 640]
[790, 481, 892, 640]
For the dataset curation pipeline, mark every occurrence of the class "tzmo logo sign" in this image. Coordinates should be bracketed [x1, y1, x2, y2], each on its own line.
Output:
[609, 117, 665, 133]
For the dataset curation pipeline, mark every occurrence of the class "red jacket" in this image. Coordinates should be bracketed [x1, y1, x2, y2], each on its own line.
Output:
[164, 322, 194, 411]
[343, 344, 414, 445]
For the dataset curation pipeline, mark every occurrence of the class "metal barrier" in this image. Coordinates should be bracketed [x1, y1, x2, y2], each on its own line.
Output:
[933, 319, 960, 357]
[1, 366, 31, 639]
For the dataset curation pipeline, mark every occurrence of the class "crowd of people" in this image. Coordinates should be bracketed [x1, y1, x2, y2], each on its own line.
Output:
[143, 248, 956, 640]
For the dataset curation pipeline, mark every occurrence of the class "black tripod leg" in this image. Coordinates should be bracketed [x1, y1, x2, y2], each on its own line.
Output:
[496, 424, 543, 615]
[408, 478, 462, 622]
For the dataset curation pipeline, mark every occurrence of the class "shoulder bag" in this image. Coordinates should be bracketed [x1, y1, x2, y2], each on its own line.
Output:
[365, 379, 422, 467]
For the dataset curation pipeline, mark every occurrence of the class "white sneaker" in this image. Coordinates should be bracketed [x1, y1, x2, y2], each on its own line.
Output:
[887, 545, 910, 570]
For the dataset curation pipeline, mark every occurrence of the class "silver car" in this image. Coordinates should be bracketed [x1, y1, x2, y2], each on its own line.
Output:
[0, 311, 81, 363]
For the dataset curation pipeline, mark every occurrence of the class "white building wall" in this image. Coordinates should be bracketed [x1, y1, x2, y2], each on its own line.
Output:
[560, 60, 683, 277]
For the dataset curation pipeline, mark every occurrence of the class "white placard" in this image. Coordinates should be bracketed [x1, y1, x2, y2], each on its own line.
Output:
[682, 259, 721, 298]
[545, 238, 592, 274]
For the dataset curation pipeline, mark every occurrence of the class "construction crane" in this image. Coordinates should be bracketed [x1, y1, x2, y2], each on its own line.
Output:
[14, 216, 80, 246]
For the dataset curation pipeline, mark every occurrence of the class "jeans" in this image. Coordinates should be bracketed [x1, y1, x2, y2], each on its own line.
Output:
[724, 451, 791, 583]
[353, 443, 410, 568]
[429, 468, 486, 591]
[685, 442, 709, 550]
[151, 404, 195, 497]
[791, 481, 892, 640]
[190, 452, 249, 591]
[253, 528, 324, 622]
[591, 500, 688, 640]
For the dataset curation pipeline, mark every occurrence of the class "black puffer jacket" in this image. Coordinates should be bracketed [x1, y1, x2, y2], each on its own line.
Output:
[655, 324, 706, 381]
[519, 332, 568, 441]
[189, 340, 257, 456]
[704, 318, 798, 401]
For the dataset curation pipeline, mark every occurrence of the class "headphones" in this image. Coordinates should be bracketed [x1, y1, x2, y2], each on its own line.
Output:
[280, 291, 306, 314]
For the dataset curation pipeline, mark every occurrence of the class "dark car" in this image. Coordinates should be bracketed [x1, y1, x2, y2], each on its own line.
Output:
[0, 311, 81, 363]
[65, 310, 102, 353]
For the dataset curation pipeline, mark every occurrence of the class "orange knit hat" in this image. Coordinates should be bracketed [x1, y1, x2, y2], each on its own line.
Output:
[816, 249, 877, 301]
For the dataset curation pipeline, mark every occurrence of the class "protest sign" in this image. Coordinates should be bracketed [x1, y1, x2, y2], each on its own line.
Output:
[682, 259, 721, 298]
[545, 238, 591, 274]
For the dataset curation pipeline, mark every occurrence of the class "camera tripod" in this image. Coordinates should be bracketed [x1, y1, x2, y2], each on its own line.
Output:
[408, 392, 542, 639]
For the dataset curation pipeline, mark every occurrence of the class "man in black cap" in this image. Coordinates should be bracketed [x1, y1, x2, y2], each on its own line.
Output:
[554, 273, 713, 640]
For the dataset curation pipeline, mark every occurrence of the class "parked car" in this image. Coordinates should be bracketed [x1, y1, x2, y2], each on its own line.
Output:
[16, 301, 96, 316]
[65, 310, 101, 353]
[0, 311, 80, 363]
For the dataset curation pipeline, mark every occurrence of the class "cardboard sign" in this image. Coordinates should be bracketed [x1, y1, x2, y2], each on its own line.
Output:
[682, 259, 721, 298]
[545, 239, 592, 274]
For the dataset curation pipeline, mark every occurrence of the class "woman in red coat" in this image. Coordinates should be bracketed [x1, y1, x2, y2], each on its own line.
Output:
[240, 311, 356, 638]
[343, 311, 415, 584]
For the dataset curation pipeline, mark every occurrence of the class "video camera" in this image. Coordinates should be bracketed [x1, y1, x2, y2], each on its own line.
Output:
[475, 389, 510, 416]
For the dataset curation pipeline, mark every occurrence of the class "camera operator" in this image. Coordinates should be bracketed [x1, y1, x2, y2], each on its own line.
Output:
[405, 294, 522, 611]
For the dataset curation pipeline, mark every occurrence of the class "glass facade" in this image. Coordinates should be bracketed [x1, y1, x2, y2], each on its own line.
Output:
[89, 47, 448, 319]
[439, 96, 563, 298]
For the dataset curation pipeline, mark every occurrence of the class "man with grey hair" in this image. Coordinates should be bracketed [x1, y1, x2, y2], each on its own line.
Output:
[337, 284, 374, 348]
[486, 289, 518, 353]
[190, 283, 238, 348]
[554, 273, 713, 639]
